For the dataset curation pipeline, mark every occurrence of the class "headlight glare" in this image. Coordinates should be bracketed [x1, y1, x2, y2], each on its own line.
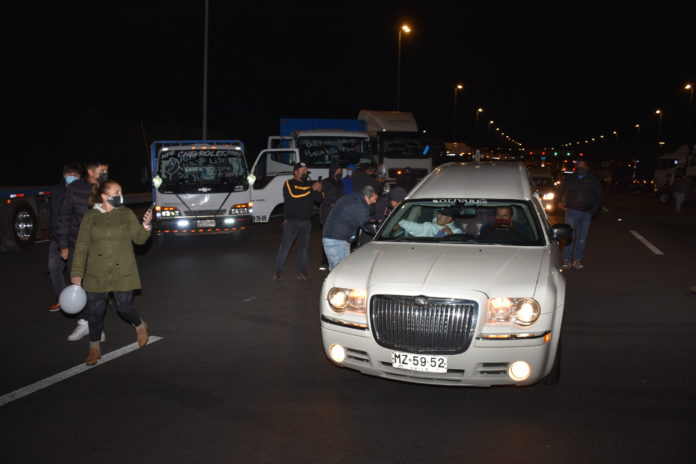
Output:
[514, 299, 541, 326]
[542, 192, 555, 200]
[487, 297, 541, 326]
[487, 297, 513, 322]
[328, 288, 349, 311]
[327, 288, 367, 314]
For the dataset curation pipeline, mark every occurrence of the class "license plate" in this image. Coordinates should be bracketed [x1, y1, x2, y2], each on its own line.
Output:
[197, 219, 216, 227]
[391, 351, 447, 373]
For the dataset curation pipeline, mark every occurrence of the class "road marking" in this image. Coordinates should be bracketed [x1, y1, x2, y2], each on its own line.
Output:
[243, 296, 256, 302]
[602, 206, 609, 213]
[0, 336, 162, 407]
[629, 230, 664, 255]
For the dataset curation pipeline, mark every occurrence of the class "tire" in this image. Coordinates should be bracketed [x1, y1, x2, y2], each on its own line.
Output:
[2, 203, 37, 252]
[541, 338, 561, 385]
[657, 191, 671, 204]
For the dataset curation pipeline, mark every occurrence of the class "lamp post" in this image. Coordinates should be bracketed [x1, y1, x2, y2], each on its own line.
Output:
[453, 84, 463, 140]
[202, 0, 210, 139]
[474, 107, 483, 148]
[656, 109, 663, 155]
[487, 120, 494, 149]
[396, 24, 411, 111]
[634, 124, 641, 154]
[685, 83, 694, 153]
[612, 130, 618, 156]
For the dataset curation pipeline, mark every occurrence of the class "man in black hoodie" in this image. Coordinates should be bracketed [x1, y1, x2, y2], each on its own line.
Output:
[319, 164, 343, 268]
[557, 160, 604, 270]
[273, 162, 323, 281]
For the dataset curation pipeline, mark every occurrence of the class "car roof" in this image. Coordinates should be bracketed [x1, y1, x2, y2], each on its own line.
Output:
[408, 162, 534, 200]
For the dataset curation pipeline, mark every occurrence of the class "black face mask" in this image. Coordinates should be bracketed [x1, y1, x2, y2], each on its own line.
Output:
[107, 195, 123, 207]
[98, 172, 109, 183]
[300, 174, 309, 182]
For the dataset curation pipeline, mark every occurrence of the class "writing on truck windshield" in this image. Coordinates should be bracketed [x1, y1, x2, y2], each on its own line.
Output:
[296, 137, 372, 167]
[376, 199, 544, 246]
[381, 133, 424, 158]
[157, 149, 248, 194]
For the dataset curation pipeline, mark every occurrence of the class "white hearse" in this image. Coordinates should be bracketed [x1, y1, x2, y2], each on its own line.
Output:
[320, 162, 572, 386]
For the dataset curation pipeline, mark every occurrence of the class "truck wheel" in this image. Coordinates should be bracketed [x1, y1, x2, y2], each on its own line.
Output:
[2, 203, 37, 252]
[657, 191, 671, 204]
[541, 339, 561, 385]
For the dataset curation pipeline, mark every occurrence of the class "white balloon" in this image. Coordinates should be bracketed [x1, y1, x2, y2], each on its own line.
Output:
[59, 285, 87, 314]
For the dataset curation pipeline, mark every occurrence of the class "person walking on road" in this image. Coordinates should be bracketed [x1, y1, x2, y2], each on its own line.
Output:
[47, 163, 82, 311]
[671, 174, 690, 213]
[273, 162, 323, 281]
[319, 164, 343, 269]
[557, 160, 604, 270]
[55, 160, 109, 340]
[322, 185, 379, 271]
[70, 180, 152, 366]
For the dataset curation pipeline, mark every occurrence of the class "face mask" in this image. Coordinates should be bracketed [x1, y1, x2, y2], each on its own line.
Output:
[107, 195, 124, 207]
[496, 218, 512, 226]
[98, 172, 109, 183]
[64, 175, 79, 184]
[575, 167, 588, 176]
[300, 174, 309, 182]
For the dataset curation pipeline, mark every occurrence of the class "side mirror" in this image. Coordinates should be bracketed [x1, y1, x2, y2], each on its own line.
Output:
[362, 222, 380, 236]
[550, 224, 572, 241]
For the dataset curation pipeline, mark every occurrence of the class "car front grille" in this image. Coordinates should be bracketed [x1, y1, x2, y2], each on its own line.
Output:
[370, 295, 478, 354]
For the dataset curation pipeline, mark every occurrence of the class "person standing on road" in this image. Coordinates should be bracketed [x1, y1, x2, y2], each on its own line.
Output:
[557, 160, 604, 270]
[319, 164, 343, 269]
[70, 180, 152, 366]
[47, 163, 82, 311]
[273, 162, 323, 281]
[671, 174, 690, 213]
[55, 160, 109, 340]
[322, 185, 379, 270]
[342, 164, 355, 195]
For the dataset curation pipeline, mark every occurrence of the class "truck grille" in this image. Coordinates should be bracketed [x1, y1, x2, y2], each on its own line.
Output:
[370, 295, 478, 354]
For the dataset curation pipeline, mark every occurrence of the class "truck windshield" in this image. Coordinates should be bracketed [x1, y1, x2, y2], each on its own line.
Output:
[296, 137, 372, 167]
[157, 149, 248, 194]
[375, 199, 544, 246]
[380, 133, 425, 158]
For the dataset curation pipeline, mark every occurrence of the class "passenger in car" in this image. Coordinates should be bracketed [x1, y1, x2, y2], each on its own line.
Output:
[396, 206, 463, 237]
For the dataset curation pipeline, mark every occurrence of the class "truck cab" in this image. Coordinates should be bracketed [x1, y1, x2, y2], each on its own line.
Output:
[150, 140, 253, 238]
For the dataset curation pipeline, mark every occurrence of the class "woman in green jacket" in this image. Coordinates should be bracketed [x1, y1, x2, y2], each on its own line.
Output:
[71, 180, 153, 365]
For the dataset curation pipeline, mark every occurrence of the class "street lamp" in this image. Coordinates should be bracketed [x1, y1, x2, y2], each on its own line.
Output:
[202, 0, 210, 139]
[474, 107, 484, 148]
[488, 120, 494, 148]
[453, 84, 463, 140]
[685, 83, 694, 151]
[396, 24, 411, 111]
[656, 109, 663, 154]
[612, 130, 618, 156]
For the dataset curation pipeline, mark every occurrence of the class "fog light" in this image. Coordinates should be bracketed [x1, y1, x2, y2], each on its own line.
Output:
[224, 218, 235, 225]
[328, 344, 346, 363]
[508, 361, 531, 381]
[177, 220, 189, 227]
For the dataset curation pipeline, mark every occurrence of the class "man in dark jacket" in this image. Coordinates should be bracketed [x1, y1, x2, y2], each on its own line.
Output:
[55, 160, 109, 340]
[351, 163, 382, 195]
[47, 163, 82, 311]
[557, 160, 604, 270]
[273, 162, 323, 281]
[319, 164, 343, 268]
[322, 185, 379, 270]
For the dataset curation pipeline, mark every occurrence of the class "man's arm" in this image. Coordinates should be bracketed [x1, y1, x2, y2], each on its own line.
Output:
[55, 186, 74, 251]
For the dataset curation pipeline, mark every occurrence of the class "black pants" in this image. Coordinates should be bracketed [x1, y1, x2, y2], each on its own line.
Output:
[86, 291, 141, 342]
[274, 219, 311, 273]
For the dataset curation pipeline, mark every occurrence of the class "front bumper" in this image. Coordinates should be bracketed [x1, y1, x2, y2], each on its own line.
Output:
[154, 214, 252, 235]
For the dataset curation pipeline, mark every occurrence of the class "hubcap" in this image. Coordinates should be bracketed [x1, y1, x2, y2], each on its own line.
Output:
[15, 211, 34, 241]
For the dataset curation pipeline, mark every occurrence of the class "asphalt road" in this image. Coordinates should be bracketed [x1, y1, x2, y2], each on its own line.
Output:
[1, 191, 695, 464]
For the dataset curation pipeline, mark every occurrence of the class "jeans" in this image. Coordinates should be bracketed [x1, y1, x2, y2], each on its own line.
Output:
[322, 238, 351, 271]
[274, 219, 312, 273]
[674, 192, 685, 212]
[48, 240, 68, 298]
[86, 291, 141, 342]
[563, 208, 592, 262]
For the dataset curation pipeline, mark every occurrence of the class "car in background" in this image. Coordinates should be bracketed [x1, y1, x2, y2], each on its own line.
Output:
[528, 167, 559, 214]
[320, 162, 572, 387]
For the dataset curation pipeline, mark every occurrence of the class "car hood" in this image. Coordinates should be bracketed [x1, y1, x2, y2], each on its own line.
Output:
[332, 242, 546, 297]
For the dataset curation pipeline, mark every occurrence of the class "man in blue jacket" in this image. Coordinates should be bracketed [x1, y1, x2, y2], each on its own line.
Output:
[322, 185, 379, 270]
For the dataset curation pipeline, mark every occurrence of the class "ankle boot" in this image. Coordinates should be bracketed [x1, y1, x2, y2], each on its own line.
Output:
[135, 320, 149, 347]
[85, 343, 101, 366]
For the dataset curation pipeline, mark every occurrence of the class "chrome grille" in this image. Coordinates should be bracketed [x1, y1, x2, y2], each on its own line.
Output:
[370, 295, 478, 354]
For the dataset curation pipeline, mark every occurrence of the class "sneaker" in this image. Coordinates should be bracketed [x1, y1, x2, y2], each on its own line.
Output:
[273, 271, 283, 281]
[67, 319, 89, 341]
[572, 260, 584, 270]
[100, 331, 106, 343]
[561, 260, 571, 270]
[49, 303, 61, 312]
[297, 272, 309, 281]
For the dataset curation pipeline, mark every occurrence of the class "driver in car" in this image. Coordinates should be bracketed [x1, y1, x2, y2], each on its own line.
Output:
[480, 206, 529, 237]
[396, 206, 463, 237]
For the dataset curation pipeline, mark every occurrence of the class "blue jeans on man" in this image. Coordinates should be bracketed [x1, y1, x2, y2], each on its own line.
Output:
[562, 208, 592, 263]
[322, 238, 351, 271]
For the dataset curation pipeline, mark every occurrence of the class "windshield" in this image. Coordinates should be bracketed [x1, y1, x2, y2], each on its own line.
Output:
[296, 136, 372, 167]
[375, 199, 544, 246]
[380, 132, 425, 158]
[157, 149, 248, 194]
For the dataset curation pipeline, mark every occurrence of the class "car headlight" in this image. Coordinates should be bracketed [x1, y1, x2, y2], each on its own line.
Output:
[327, 288, 367, 313]
[487, 297, 540, 326]
[542, 192, 555, 200]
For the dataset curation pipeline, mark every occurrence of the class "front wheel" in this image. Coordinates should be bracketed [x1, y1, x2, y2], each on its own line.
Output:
[1, 203, 37, 252]
[657, 190, 671, 204]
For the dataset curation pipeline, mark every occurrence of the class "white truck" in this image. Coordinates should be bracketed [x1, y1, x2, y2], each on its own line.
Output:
[357, 110, 432, 189]
[249, 119, 372, 223]
[150, 140, 253, 239]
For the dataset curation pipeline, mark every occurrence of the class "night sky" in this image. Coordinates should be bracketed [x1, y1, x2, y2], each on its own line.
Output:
[3, 2, 694, 187]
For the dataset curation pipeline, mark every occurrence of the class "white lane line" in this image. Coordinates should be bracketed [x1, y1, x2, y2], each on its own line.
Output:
[0, 336, 162, 407]
[629, 230, 664, 255]
[602, 206, 610, 213]
[243, 296, 256, 302]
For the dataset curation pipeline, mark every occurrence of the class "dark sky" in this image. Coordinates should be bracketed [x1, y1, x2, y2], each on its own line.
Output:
[3, 1, 694, 185]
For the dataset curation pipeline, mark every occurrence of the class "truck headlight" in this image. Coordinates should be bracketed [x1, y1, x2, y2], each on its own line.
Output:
[327, 288, 367, 314]
[487, 297, 540, 326]
[542, 192, 555, 200]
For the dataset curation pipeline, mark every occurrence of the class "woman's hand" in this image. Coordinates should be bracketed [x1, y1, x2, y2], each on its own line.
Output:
[71, 276, 82, 286]
[143, 209, 153, 226]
